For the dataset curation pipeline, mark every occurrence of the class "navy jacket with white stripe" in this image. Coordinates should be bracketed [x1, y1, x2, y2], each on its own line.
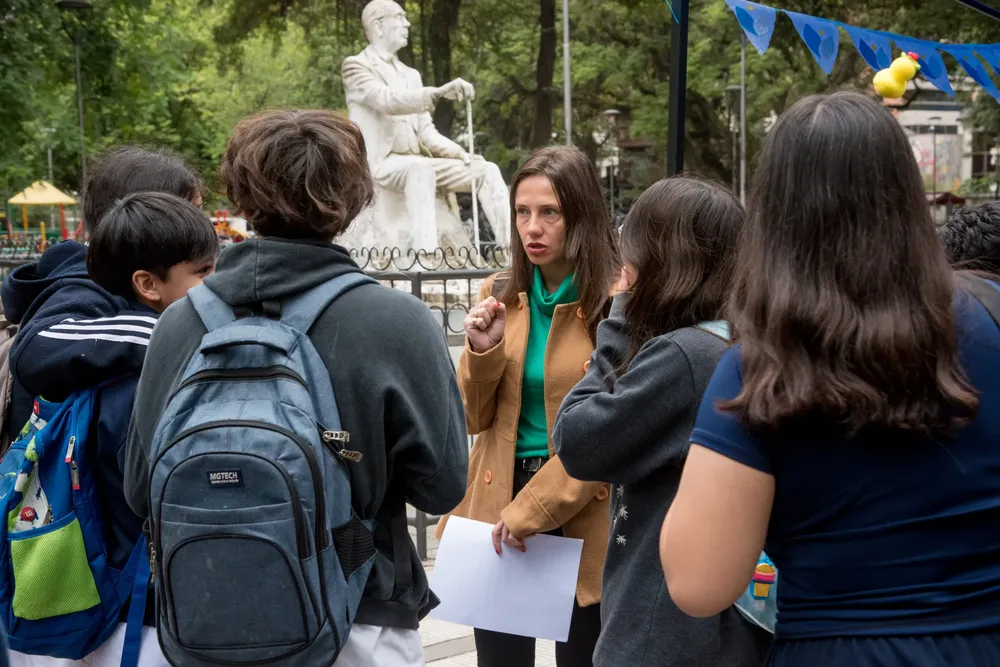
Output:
[2, 240, 155, 617]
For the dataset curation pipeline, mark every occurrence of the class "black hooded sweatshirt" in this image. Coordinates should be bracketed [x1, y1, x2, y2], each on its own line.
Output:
[124, 237, 468, 630]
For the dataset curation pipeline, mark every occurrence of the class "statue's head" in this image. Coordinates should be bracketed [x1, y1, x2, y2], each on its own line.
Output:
[362, 0, 409, 54]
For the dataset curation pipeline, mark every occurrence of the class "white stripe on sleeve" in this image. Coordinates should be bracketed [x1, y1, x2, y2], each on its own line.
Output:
[63, 315, 158, 326]
[50, 323, 154, 335]
[38, 331, 151, 346]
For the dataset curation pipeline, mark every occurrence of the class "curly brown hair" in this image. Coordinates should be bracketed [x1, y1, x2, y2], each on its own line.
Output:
[219, 110, 374, 240]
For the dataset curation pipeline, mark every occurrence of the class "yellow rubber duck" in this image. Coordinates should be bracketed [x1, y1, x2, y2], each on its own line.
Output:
[873, 52, 920, 99]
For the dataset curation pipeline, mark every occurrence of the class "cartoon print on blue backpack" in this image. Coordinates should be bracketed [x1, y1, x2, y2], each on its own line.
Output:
[735, 552, 778, 633]
[0, 391, 149, 667]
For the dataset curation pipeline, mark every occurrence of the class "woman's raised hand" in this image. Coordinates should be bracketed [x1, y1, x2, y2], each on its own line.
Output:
[464, 296, 506, 353]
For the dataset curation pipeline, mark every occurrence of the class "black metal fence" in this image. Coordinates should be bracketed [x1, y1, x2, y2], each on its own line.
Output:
[0, 240, 507, 560]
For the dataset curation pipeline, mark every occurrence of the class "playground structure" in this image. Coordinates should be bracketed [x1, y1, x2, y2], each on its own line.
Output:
[5, 181, 80, 252]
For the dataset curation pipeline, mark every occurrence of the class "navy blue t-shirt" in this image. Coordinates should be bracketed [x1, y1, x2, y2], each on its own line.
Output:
[692, 293, 1000, 643]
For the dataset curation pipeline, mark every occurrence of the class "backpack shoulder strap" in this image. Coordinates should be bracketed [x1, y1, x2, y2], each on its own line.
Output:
[280, 272, 378, 334]
[958, 275, 1000, 329]
[187, 283, 237, 333]
[696, 320, 731, 342]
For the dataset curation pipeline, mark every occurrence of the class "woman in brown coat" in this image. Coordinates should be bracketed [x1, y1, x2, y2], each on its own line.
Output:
[436, 146, 619, 667]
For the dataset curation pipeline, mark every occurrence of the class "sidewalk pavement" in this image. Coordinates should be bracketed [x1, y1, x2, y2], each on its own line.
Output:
[411, 516, 557, 665]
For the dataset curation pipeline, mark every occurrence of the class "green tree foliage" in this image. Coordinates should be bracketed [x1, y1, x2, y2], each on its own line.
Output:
[1, 0, 999, 200]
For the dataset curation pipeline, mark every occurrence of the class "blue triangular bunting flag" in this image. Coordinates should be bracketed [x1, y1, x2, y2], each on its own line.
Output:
[721, 2, 999, 104]
[725, 0, 778, 56]
[785, 11, 840, 74]
[974, 44, 1000, 75]
[888, 36, 955, 97]
[942, 45, 1000, 103]
[842, 25, 893, 71]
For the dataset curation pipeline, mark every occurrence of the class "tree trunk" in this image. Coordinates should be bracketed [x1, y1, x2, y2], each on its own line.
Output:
[429, 0, 461, 138]
[530, 0, 556, 147]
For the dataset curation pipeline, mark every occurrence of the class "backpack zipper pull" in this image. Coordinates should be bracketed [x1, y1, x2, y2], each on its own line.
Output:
[64, 436, 76, 463]
[322, 430, 350, 444]
[322, 431, 363, 463]
[337, 449, 363, 463]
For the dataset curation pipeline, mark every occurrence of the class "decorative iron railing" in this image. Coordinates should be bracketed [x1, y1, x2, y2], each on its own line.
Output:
[348, 244, 509, 271]
[0, 239, 497, 559]
[0, 240, 508, 343]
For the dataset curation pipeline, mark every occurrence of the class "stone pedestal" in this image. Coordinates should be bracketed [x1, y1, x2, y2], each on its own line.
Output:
[340, 184, 473, 251]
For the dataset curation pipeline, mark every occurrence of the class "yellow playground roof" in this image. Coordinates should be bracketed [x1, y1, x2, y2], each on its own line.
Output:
[8, 181, 76, 206]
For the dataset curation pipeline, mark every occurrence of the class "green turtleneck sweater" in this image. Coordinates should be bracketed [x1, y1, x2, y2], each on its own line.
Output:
[516, 267, 579, 459]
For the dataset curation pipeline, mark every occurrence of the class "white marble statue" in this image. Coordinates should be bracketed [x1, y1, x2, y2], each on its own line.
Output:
[342, 0, 510, 250]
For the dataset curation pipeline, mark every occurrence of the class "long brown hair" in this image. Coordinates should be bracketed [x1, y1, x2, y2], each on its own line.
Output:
[722, 92, 977, 436]
[499, 146, 620, 341]
[619, 176, 743, 367]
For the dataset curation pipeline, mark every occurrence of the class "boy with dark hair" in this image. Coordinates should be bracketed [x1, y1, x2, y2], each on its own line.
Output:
[1, 145, 203, 443]
[3, 163, 215, 666]
[82, 147, 203, 236]
[87, 192, 218, 310]
[939, 201, 1000, 274]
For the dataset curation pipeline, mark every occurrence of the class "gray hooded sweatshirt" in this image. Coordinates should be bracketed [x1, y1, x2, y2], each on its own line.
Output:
[553, 297, 771, 666]
[124, 237, 468, 630]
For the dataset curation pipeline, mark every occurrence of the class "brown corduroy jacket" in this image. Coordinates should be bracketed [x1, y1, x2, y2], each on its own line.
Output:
[436, 273, 610, 607]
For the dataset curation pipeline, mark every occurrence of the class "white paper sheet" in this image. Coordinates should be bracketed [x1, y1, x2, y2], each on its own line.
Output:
[429, 516, 584, 642]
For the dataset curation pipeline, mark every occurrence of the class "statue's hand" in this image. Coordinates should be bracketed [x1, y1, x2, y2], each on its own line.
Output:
[437, 78, 475, 102]
[459, 152, 485, 165]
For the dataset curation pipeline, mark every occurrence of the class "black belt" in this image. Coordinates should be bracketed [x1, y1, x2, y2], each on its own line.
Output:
[517, 456, 547, 473]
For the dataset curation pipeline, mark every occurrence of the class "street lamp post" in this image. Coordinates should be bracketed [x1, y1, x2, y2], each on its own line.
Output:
[602, 109, 620, 219]
[738, 34, 747, 204]
[42, 127, 56, 226]
[928, 116, 941, 218]
[56, 0, 92, 187]
[994, 137, 1000, 199]
[562, 0, 571, 146]
[41, 128, 56, 184]
[725, 85, 740, 196]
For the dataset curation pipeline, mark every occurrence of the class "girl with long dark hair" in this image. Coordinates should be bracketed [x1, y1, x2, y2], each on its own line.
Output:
[660, 92, 1000, 666]
[554, 176, 771, 666]
[437, 146, 620, 667]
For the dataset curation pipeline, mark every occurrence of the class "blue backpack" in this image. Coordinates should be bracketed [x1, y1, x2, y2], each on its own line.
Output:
[0, 388, 150, 666]
[696, 320, 778, 634]
[148, 274, 378, 666]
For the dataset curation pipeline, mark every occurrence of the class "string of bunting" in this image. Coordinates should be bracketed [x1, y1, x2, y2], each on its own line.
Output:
[725, 0, 1000, 103]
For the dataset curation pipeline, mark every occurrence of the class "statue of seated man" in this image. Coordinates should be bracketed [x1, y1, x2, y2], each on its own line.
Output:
[343, 0, 510, 249]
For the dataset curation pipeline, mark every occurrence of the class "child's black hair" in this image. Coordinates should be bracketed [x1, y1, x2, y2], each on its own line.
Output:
[83, 146, 202, 234]
[87, 192, 219, 301]
[940, 202, 1000, 274]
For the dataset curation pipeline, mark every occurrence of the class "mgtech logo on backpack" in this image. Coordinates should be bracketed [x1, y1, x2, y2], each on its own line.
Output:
[206, 470, 243, 487]
[147, 273, 380, 667]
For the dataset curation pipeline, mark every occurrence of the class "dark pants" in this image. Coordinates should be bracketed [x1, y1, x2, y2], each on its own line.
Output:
[474, 466, 602, 667]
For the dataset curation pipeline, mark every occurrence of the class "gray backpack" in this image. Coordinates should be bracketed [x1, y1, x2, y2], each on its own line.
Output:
[148, 274, 377, 666]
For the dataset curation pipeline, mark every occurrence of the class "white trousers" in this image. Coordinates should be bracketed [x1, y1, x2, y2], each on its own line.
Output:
[8, 623, 421, 667]
[8, 624, 168, 667]
[333, 623, 424, 667]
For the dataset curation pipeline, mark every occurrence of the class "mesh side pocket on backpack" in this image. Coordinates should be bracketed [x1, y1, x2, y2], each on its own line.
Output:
[332, 515, 376, 577]
[10, 513, 101, 620]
